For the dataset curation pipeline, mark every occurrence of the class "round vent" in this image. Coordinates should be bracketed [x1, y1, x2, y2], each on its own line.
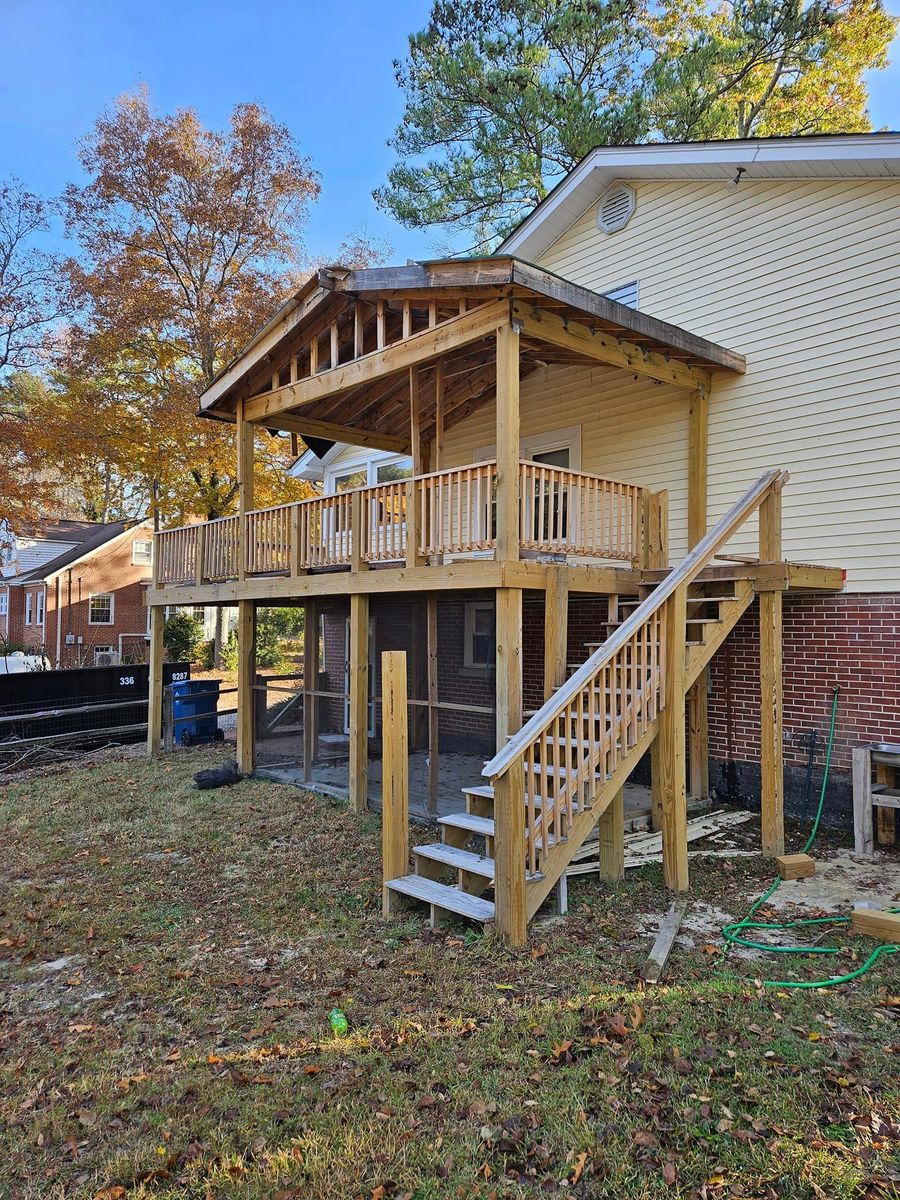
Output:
[596, 181, 636, 234]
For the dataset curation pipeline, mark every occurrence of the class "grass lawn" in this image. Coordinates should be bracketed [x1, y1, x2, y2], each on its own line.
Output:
[0, 749, 897, 1199]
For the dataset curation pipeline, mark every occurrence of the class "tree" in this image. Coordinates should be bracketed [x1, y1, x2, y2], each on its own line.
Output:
[62, 88, 321, 527]
[0, 182, 68, 533]
[377, 0, 897, 247]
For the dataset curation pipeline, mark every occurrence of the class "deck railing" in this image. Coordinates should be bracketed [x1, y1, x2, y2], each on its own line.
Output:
[155, 461, 647, 585]
[482, 468, 789, 938]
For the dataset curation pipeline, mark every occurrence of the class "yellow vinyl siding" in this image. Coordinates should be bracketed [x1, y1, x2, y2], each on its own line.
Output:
[532, 177, 900, 591]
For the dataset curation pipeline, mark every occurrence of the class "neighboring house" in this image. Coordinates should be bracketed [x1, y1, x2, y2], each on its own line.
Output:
[0, 520, 155, 667]
[149, 132, 900, 942]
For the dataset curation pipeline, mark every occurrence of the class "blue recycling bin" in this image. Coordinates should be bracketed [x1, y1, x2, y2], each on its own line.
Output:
[171, 679, 223, 746]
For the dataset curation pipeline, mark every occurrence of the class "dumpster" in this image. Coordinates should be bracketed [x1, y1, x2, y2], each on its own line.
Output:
[171, 679, 224, 746]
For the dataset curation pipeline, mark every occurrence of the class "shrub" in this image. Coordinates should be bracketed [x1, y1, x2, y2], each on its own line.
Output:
[219, 610, 286, 672]
[163, 611, 205, 665]
[221, 629, 238, 672]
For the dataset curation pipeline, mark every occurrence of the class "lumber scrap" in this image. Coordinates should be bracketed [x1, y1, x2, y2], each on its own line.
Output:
[568, 808, 752, 875]
[642, 900, 690, 984]
[776, 852, 816, 880]
[851, 907, 900, 943]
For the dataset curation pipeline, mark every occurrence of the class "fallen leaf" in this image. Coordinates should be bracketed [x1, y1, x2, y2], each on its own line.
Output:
[662, 1162, 677, 1186]
[570, 1151, 588, 1184]
[94, 1188, 126, 1200]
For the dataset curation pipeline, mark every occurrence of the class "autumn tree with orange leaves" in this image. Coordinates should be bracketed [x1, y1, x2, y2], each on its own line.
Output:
[60, 89, 322, 529]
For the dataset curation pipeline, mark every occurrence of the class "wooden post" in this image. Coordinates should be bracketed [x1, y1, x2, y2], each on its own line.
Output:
[433, 361, 445, 471]
[495, 588, 523, 752]
[599, 787, 625, 881]
[348, 592, 370, 814]
[543, 565, 568, 702]
[146, 604, 164, 756]
[409, 367, 424, 474]
[302, 599, 318, 782]
[381, 651, 409, 915]
[405, 479, 420, 568]
[427, 593, 440, 814]
[852, 745, 874, 857]
[194, 524, 207, 587]
[660, 585, 689, 891]
[494, 756, 527, 945]
[163, 684, 175, 754]
[236, 400, 255, 581]
[236, 600, 255, 775]
[759, 483, 785, 856]
[687, 387, 710, 803]
[495, 320, 520, 565]
[875, 762, 896, 846]
[350, 489, 367, 574]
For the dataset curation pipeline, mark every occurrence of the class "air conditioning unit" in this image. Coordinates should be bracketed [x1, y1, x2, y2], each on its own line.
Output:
[94, 650, 120, 667]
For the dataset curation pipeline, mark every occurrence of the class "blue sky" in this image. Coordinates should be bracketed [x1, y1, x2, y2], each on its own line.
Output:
[1, 0, 899, 267]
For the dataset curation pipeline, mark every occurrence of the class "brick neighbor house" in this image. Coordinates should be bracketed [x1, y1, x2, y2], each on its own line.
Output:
[0, 519, 155, 667]
[148, 132, 900, 941]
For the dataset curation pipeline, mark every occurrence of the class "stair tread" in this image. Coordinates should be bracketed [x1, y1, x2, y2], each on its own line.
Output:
[462, 784, 494, 799]
[439, 812, 495, 836]
[415, 842, 542, 881]
[386, 875, 496, 921]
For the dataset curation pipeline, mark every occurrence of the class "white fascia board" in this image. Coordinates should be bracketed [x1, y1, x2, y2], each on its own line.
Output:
[500, 134, 900, 259]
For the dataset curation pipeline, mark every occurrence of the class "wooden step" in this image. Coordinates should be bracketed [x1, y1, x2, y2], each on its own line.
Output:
[385, 875, 496, 922]
[439, 812, 495, 837]
[414, 842, 542, 882]
[462, 784, 494, 801]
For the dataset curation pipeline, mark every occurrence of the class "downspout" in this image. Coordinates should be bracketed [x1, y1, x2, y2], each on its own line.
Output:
[55, 577, 62, 669]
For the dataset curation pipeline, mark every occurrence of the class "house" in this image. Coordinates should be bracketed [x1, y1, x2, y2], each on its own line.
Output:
[0, 519, 155, 667]
[147, 132, 900, 944]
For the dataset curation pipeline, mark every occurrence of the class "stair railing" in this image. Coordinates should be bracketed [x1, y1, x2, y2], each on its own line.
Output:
[484, 468, 789, 943]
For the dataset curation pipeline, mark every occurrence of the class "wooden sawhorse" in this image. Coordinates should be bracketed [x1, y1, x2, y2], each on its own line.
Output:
[852, 742, 899, 857]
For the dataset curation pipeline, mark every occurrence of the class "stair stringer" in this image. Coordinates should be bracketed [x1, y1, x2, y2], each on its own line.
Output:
[684, 579, 754, 689]
[524, 719, 658, 920]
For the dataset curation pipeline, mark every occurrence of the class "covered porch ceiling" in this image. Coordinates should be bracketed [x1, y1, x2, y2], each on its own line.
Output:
[199, 256, 746, 456]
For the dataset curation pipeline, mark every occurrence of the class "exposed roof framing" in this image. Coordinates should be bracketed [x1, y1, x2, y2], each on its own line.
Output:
[199, 256, 745, 455]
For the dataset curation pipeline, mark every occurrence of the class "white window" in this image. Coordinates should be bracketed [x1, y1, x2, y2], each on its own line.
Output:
[325, 453, 414, 496]
[132, 538, 153, 566]
[89, 593, 114, 625]
[604, 280, 639, 309]
[0, 591, 7, 617]
[25, 592, 33, 626]
[35, 589, 45, 626]
[464, 601, 495, 670]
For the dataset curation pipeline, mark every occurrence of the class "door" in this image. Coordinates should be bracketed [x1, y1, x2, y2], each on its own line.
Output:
[527, 446, 571, 546]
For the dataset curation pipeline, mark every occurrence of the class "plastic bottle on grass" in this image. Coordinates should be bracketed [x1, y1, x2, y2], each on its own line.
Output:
[329, 1007, 349, 1036]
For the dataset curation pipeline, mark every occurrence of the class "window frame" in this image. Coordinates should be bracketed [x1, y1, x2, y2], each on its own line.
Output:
[35, 587, 45, 626]
[131, 538, 153, 566]
[24, 592, 33, 626]
[0, 590, 7, 618]
[463, 600, 496, 671]
[324, 451, 416, 496]
[475, 425, 582, 470]
[88, 592, 115, 626]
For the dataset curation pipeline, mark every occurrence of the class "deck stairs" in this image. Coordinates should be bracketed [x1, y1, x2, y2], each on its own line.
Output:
[385, 576, 756, 933]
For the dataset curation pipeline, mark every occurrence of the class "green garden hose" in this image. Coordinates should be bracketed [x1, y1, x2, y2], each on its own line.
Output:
[721, 687, 900, 988]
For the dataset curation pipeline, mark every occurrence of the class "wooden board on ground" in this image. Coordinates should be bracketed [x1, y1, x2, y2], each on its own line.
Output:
[851, 907, 900, 943]
[567, 809, 752, 876]
[776, 852, 816, 880]
[642, 899, 690, 984]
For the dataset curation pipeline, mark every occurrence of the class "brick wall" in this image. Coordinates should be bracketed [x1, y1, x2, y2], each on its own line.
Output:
[8, 529, 152, 666]
[708, 592, 900, 822]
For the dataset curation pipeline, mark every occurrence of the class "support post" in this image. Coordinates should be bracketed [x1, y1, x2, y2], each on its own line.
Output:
[302, 599, 318, 783]
[381, 651, 409, 915]
[649, 489, 671, 831]
[687, 387, 710, 802]
[495, 320, 520, 565]
[495, 588, 523, 752]
[759, 482, 785, 856]
[427, 593, 440, 814]
[350, 489, 368, 574]
[349, 592, 370, 814]
[163, 684, 175, 755]
[147, 604, 164, 756]
[543, 565, 568, 701]
[660, 585, 689, 891]
[494, 756, 527, 945]
[236, 400, 255, 581]
[237, 600, 255, 775]
[599, 787, 625, 881]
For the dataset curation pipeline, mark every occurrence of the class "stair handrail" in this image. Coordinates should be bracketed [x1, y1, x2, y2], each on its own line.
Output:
[483, 467, 789, 782]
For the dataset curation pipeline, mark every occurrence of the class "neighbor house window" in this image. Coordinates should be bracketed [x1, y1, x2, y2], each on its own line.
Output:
[25, 592, 33, 626]
[89, 593, 114, 625]
[464, 601, 495, 670]
[35, 589, 45, 625]
[132, 538, 152, 566]
[0, 591, 8, 617]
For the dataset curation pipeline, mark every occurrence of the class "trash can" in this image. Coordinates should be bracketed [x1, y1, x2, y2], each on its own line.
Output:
[171, 679, 224, 746]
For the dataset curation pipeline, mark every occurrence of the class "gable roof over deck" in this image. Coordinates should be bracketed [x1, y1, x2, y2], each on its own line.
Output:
[198, 256, 745, 457]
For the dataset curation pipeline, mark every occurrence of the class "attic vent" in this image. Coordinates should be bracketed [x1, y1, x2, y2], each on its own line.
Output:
[596, 181, 635, 234]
